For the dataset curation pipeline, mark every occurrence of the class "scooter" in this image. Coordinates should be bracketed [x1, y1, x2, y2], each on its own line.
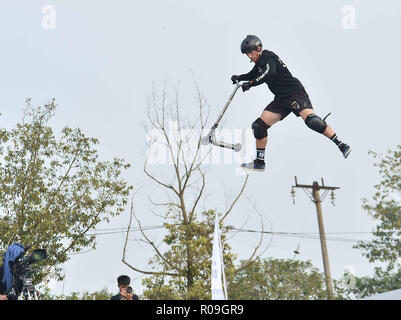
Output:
[201, 81, 242, 152]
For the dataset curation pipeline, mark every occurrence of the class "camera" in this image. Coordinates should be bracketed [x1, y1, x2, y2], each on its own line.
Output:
[6, 248, 47, 300]
[125, 287, 133, 294]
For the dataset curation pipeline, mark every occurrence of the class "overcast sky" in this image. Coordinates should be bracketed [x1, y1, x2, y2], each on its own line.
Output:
[1, 0, 400, 297]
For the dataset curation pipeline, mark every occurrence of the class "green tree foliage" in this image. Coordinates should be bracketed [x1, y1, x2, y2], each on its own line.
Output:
[0, 100, 132, 283]
[354, 147, 401, 267]
[338, 267, 401, 299]
[228, 258, 328, 300]
[141, 209, 236, 300]
[340, 146, 401, 298]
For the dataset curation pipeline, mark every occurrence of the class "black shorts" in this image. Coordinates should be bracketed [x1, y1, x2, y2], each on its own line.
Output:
[265, 90, 313, 120]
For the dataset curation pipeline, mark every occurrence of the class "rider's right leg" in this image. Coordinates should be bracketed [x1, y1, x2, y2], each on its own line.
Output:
[241, 110, 282, 172]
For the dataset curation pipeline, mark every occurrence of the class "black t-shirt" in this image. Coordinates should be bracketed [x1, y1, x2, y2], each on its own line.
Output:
[238, 49, 305, 100]
[110, 293, 139, 300]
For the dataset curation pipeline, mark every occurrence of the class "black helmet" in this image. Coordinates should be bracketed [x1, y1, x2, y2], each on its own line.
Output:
[241, 35, 262, 54]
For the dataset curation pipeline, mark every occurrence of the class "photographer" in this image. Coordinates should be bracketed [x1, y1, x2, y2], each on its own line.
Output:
[110, 275, 139, 300]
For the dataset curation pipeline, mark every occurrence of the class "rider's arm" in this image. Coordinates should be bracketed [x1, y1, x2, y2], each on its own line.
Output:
[237, 65, 258, 81]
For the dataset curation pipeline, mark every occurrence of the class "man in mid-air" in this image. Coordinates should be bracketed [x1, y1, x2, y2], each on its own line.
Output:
[232, 35, 351, 172]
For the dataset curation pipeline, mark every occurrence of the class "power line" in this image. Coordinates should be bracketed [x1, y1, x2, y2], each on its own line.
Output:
[79, 224, 376, 244]
[230, 228, 363, 243]
[91, 225, 167, 232]
[85, 224, 382, 236]
[86, 225, 166, 236]
[58, 224, 391, 258]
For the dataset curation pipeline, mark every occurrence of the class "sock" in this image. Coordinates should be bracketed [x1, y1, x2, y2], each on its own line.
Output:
[330, 134, 343, 147]
[256, 148, 265, 163]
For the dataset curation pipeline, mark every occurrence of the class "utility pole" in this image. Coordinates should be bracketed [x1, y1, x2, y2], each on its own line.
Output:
[291, 177, 339, 300]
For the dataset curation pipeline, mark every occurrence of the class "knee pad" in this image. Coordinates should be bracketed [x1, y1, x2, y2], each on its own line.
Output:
[252, 118, 270, 139]
[305, 114, 327, 134]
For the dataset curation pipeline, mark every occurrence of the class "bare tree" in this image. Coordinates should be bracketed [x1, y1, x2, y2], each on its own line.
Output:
[122, 80, 268, 298]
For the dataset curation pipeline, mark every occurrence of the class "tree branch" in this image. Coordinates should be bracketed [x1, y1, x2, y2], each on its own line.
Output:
[220, 174, 249, 222]
[234, 195, 272, 275]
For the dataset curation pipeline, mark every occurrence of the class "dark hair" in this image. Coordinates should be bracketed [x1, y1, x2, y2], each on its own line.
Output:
[117, 275, 130, 286]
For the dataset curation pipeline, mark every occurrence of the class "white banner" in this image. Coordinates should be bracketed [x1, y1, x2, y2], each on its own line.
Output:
[211, 212, 227, 300]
